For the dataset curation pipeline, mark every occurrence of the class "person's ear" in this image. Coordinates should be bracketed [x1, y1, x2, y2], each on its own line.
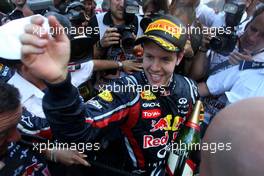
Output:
[176, 51, 184, 66]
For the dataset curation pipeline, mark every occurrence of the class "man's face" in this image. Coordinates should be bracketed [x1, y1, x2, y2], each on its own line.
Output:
[143, 42, 183, 87]
[110, 0, 124, 21]
[0, 106, 22, 158]
[11, 0, 26, 7]
[83, 0, 96, 17]
[240, 13, 264, 53]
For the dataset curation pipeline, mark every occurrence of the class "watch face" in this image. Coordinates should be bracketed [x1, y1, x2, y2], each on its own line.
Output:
[224, 3, 238, 14]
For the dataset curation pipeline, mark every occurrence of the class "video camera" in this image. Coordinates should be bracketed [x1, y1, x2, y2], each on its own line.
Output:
[209, 2, 246, 56]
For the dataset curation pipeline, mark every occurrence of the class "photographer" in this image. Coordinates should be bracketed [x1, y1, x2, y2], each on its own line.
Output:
[90, 0, 143, 60]
[190, 0, 252, 80]
[188, 0, 260, 136]
[197, 6, 264, 137]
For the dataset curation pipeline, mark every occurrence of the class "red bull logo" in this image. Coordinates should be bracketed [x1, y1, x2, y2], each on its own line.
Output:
[150, 115, 184, 132]
[143, 132, 169, 148]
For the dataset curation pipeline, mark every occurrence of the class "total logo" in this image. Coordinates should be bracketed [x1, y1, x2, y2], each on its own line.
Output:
[142, 102, 160, 108]
[142, 109, 161, 119]
[150, 115, 184, 132]
[143, 131, 169, 148]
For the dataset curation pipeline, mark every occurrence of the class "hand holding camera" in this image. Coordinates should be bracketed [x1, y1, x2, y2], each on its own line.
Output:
[100, 27, 121, 48]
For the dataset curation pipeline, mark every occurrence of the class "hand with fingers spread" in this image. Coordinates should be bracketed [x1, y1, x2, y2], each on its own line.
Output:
[100, 27, 121, 48]
[122, 60, 143, 74]
[20, 15, 70, 84]
[228, 50, 253, 65]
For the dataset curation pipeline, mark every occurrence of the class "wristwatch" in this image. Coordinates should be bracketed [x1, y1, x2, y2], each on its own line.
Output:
[117, 61, 123, 70]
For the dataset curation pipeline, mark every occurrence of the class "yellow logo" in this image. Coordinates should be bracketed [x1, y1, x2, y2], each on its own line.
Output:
[98, 90, 113, 102]
[141, 90, 156, 101]
[146, 19, 181, 39]
[149, 35, 176, 51]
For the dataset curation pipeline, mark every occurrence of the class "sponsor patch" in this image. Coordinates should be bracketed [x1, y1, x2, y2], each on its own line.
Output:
[145, 19, 181, 39]
[150, 115, 184, 132]
[98, 90, 113, 102]
[142, 109, 161, 119]
[143, 131, 169, 148]
[87, 99, 102, 109]
[141, 90, 156, 101]
[142, 102, 160, 108]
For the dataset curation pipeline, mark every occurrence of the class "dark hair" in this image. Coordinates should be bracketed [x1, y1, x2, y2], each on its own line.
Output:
[143, 0, 169, 14]
[0, 82, 20, 113]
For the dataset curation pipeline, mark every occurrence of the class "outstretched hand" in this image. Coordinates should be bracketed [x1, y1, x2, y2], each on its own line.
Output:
[122, 60, 143, 74]
[20, 15, 70, 84]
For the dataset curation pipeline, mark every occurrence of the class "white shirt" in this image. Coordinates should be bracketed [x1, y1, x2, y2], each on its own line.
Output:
[207, 52, 264, 103]
[70, 60, 94, 87]
[196, 2, 217, 27]
[8, 72, 45, 118]
[7, 60, 95, 118]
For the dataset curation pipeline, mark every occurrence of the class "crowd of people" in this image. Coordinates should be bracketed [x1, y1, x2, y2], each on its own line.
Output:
[0, 0, 264, 175]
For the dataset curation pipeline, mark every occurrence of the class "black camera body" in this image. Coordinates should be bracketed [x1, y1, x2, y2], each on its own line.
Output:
[209, 2, 246, 56]
[209, 29, 238, 56]
[115, 24, 136, 49]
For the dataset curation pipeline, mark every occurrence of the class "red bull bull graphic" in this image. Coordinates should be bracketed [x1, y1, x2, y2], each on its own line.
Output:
[150, 115, 184, 132]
